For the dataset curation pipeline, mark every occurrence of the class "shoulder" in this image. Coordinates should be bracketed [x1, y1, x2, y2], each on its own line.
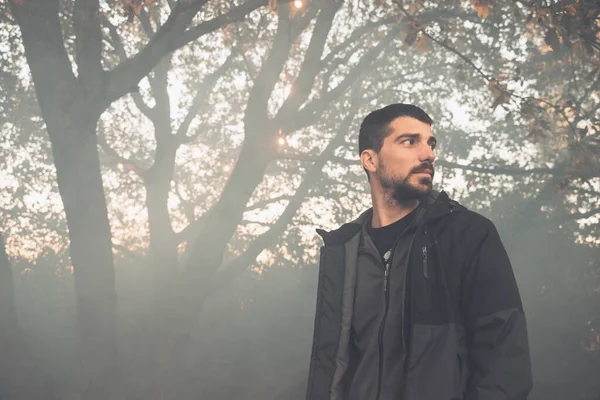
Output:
[459, 209, 496, 233]
[446, 208, 506, 259]
[438, 198, 499, 240]
[316, 208, 371, 246]
[316, 223, 361, 246]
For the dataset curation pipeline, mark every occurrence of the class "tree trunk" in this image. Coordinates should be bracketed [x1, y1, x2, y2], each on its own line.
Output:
[10, 1, 120, 397]
[53, 117, 119, 400]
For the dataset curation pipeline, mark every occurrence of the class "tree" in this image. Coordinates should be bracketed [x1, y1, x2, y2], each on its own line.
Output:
[96, 2, 396, 396]
[5, 0, 301, 398]
[2, 0, 599, 398]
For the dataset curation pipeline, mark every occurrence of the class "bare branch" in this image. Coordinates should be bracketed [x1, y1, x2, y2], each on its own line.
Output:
[173, 184, 196, 224]
[423, 32, 492, 81]
[98, 129, 146, 176]
[138, 7, 155, 37]
[570, 208, 600, 221]
[570, 187, 600, 197]
[423, 30, 580, 140]
[213, 94, 360, 290]
[131, 91, 157, 122]
[9, 0, 80, 114]
[102, 14, 128, 60]
[246, 194, 293, 211]
[176, 49, 239, 140]
[232, 14, 271, 83]
[275, 2, 341, 121]
[146, 56, 174, 140]
[106, 0, 299, 103]
[436, 159, 560, 176]
[105, 0, 212, 103]
[175, 0, 274, 49]
[321, 16, 397, 66]
[175, 211, 211, 245]
[239, 220, 274, 228]
[102, 15, 159, 122]
[245, 4, 315, 133]
[290, 26, 401, 131]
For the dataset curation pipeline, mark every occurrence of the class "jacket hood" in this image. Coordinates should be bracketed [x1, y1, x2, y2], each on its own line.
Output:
[316, 190, 464, 246]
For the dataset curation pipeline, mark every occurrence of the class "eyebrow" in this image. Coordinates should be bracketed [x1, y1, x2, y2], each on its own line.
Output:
[395, 133, 438, 144]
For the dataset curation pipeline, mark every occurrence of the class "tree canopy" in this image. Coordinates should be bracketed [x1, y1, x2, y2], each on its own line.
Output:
[0, 0, 599, 399]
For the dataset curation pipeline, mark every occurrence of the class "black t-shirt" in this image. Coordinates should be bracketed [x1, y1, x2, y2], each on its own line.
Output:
[367, 207, 419, 259]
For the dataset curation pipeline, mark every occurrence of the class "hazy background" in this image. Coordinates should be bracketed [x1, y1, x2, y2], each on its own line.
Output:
[1, 0, 599, 399]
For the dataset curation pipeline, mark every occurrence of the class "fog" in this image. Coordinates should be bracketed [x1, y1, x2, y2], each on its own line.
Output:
[1, 0, 599, 399]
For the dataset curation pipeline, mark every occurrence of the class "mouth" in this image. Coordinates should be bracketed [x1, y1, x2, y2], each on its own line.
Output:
[414, 170, 433, 177]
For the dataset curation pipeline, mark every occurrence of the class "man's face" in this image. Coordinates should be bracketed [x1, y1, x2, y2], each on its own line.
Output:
[373, 116, 437, 202]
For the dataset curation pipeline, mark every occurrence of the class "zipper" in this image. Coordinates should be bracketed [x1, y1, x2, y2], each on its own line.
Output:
[383, 250, 391, 292]
[422, 246, 429, 279]
[375, 256, 391, 400]
[374, 208, 423, 400]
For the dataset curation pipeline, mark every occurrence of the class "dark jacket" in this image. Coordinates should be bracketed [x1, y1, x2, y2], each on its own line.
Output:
[306, 191, 532, 400]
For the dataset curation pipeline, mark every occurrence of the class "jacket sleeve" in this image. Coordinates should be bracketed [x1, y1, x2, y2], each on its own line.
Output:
[461, 220, 533, 400]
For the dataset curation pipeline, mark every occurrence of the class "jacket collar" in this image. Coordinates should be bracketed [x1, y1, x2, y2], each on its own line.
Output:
[316, 190, 464, 246]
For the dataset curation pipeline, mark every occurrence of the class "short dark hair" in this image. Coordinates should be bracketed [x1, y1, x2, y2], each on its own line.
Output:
[358, 103, 433, 156]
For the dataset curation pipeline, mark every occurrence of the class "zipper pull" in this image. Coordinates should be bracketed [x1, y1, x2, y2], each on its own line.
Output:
[422, 246, 429, 279]
[384, 262, 390, 292]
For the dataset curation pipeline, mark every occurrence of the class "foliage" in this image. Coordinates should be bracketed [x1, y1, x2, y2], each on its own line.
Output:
[0, 0, 599, 398]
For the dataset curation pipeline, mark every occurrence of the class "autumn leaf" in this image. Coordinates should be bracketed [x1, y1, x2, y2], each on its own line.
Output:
[535, 6, 550, 17]
[406, 0, 422, 16]
[488, 79, 501, 97]
[473, 0, 489, 19]
[538, 44, 553, 54]
[563, 4, 577, 16]
[416, 33, 426, 52]
[489, 80, 512, 110]
[124, 0, 152, 23]
[407, 3, 418, 16]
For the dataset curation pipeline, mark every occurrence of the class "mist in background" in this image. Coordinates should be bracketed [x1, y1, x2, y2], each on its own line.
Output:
[1, 0, 599, 399]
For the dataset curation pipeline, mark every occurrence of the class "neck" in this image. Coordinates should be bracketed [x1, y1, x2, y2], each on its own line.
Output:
[370, 189, 420, 228]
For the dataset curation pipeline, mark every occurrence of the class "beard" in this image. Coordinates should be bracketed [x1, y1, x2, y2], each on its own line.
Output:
[377, 160, 434, 203]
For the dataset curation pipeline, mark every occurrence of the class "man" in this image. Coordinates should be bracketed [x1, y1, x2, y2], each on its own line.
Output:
[306, 104, 532, 400]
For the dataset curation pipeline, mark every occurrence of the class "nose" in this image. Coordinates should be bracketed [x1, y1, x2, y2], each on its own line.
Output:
[420, 142, 436, 164]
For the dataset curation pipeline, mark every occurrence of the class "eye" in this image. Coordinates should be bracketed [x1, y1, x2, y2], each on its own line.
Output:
[401, 138, 416, 145]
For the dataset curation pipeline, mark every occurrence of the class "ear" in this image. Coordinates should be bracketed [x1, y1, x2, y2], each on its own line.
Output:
[360, 149, 378, 174]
